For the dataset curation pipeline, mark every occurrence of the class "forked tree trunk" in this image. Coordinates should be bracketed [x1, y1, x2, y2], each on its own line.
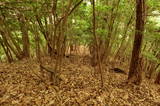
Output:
[36, 15, 53, 56]
[128, 0, 145, 85]
[115, 11, 134, 60]
[103, 0, 120, 62]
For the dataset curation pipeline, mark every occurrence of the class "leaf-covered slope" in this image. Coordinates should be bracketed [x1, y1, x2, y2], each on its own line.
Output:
[0, 58, 160, 105]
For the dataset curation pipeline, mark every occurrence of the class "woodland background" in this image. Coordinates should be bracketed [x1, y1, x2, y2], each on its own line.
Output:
[0, 0, 160, 105]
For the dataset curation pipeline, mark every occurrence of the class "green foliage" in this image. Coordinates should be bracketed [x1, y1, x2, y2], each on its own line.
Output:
[0, 0, 159, 64]
[142, 51, 160, 63]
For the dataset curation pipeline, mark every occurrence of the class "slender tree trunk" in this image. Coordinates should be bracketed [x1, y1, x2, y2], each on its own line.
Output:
[0, 16, 23, 60]
[128, 0, 145, 85]
[103, 0, 120, 62]
[0, 31, 22, 60]
[36, 15, 53, 56]
[35, 28, 41, 63]
[92, 0, 104, 88]
[19, 16, 30, 57]
[115, 11, 134, 59]
[0, 38, 13, 63]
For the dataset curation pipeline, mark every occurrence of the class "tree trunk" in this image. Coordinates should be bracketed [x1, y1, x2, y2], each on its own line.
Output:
[128, 0, 145, 85]
[115, 11, 134, 60]
[36, 15, 53, 56]
[92, 0, 104, 88]
[0, 31, 23, 60]
[103, 0, 120, 62]
[0, 38, 13, 63]
[0, 16, 23, 60]
[155, 70, 160, 84]
[19, 16, 30, 57]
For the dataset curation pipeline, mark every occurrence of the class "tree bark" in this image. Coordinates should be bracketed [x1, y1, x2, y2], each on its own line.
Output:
[128, 0, 145, 85]
[19, 15, 30, 57]
[0, 38, 13, 63]
[92, 0, 104, 88]
[0, 16, 23, 60]
[155, 69, 160, 84]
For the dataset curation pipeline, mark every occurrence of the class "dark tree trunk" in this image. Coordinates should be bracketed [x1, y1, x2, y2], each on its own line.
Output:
[155, 53, 160, 84]
[155, 71, 160, 84]
[128, 0, 145, 85]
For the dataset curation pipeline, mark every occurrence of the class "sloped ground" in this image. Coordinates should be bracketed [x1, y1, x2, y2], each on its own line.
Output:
[0, 57, 160, 106]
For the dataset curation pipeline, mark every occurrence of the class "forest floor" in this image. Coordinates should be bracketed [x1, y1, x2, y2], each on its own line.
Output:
[0, 56, 160, 106]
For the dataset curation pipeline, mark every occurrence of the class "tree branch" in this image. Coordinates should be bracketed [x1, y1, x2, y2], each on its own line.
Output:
[56, 0, 84, 25]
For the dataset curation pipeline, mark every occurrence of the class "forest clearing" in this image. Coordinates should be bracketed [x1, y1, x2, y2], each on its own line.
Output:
[0, 0, 160, 105]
